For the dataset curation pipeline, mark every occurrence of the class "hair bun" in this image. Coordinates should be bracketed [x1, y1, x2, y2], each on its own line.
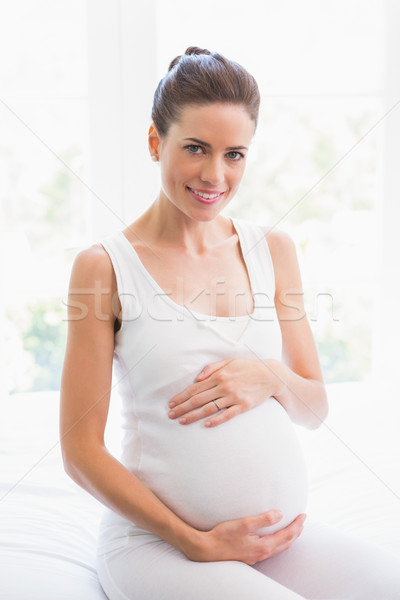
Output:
[154, 47, 260, 137]
[168, 46, 211, 71]
[185, 46, 211, 57]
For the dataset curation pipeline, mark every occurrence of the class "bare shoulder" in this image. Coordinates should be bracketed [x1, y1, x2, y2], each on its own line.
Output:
[260, 226, 299, 273]
[259, 226, 303, 299]
[261, 226, 296, 259]
[70, 243, 116, 288]
[67, 243, 120, 326]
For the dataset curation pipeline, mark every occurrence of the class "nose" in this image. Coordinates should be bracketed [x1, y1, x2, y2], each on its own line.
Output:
[200, 156, 225, 186]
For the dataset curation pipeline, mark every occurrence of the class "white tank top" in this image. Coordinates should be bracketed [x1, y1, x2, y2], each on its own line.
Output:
[98, 216, 308, 548]
[189, 309, 251, 342]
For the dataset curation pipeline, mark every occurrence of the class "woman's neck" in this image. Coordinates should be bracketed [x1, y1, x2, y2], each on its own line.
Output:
[134, 196, 234, 255]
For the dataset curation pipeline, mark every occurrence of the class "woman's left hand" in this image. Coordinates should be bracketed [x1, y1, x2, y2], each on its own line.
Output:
[168, 358, 285, 427]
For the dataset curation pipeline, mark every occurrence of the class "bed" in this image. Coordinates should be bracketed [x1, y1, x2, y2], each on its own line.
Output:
[1, 381, 399, 598]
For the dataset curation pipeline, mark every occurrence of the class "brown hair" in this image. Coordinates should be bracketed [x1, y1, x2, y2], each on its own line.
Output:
[151, 46, 260, 137]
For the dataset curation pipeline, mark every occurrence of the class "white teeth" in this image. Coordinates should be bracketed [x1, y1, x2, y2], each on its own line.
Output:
[190, 188, 221, 199]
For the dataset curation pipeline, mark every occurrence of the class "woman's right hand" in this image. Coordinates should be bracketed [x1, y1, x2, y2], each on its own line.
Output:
[186, 511, 306, 565]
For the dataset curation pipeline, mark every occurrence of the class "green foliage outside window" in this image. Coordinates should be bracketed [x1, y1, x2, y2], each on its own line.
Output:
[6, 299, 67, 394]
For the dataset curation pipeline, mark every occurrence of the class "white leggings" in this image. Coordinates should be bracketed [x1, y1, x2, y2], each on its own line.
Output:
[96, 520, 400, 599]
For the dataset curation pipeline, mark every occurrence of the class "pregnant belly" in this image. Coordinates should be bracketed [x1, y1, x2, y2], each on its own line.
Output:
[138, 397, 308, 535]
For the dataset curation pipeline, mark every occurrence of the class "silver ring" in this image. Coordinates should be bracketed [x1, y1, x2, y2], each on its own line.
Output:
[212, 399, 221, 411]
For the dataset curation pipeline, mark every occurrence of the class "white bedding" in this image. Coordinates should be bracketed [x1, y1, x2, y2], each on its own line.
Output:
[0, 382, 399, 598]
[0, 391, 107, 599]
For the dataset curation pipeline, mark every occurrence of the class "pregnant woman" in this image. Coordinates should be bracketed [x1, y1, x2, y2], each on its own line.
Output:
[60, 47, 400, 599]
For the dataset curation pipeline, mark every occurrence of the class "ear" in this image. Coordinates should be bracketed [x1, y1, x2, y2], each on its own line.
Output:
[148, 123, 161, 158]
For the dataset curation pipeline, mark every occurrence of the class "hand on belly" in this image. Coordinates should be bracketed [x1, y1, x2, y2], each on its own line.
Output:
[141, 398, 308, 535]
[185, 510, 307, 564]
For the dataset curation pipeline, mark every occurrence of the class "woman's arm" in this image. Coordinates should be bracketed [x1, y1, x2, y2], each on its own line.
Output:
[60, 246, 198, 555]
[167, 229, 328, 429]
[265, 229, 328, 429]
[60, 244, 304, 564]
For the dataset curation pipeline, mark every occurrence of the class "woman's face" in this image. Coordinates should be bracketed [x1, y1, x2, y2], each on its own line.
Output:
[149, 103, 255, 221]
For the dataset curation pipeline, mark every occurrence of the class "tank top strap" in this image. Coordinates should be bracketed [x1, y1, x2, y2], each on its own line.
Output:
[230, 217, 276, 301]
[99, 230, 148, 323]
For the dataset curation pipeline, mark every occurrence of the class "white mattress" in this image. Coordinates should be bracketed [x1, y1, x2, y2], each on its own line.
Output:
[0, 391, 107, 599]
[297, 380, 400, 554]
[0, 381, 399, 598]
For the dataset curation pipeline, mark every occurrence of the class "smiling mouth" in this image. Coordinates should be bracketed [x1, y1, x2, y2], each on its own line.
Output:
[187, 187, 225, 203]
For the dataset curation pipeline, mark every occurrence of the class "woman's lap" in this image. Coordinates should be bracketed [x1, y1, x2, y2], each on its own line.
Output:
[96, 520, 400, 600]
[255, 520, 400, 599]
[97, 533, 304, 600]
[96, 537, 304, 600]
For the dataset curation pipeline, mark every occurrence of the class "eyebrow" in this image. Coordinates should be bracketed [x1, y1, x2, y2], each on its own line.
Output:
[183, 137, 248, 151]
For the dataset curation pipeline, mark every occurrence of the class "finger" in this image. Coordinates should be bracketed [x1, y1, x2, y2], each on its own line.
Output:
[265, 529, 301, 559]
[168, 378, 214, 409]
[287, 513, 307, 531]
[244, 510, 283, 532]
[175, 401, 221, 425]
[266, 514, 306, 549]
[196, 359, 233, 381]
[252, 515, 305, 562]
[204, 404, 242, 428]
[168, 386, 194, 408]
[168, 388, 221, 421]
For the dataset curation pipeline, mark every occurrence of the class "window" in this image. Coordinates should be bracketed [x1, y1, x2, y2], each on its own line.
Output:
[0, 1, 89, 393]
[2, 0, 397, 394]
